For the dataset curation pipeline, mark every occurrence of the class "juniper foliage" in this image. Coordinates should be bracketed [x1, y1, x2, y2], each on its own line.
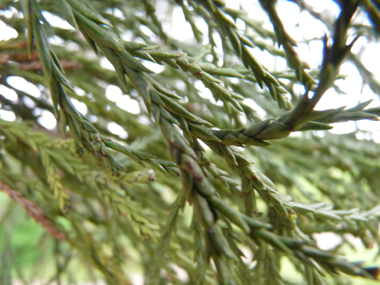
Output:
[0, 0, 380, 284]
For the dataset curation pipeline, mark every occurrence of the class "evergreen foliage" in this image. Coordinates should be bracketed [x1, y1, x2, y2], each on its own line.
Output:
[0, 0, 380, 284]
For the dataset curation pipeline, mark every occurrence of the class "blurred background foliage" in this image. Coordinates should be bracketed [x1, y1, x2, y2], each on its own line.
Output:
[1, 0, 380, 284]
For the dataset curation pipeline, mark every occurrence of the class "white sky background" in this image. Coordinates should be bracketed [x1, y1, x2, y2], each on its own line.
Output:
[0, 0, 380, 141]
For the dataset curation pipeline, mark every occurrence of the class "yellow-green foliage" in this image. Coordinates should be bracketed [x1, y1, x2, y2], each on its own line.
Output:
[0, 0, 380, 284]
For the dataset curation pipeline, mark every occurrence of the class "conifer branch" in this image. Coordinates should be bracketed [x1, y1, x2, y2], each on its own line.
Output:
[1, 0, 380, 283]
[0, 181, 67, 240]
